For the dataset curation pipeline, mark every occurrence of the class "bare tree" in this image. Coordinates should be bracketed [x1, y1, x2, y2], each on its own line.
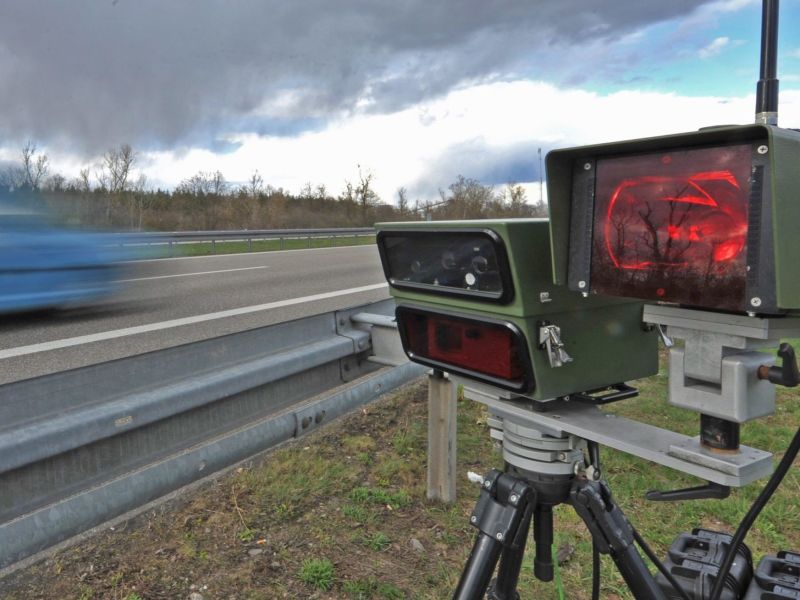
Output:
[396, 186, 410, 218]
[3, 141, 49, 190]
[354, 165, 379, 224]
[245, 170, 264, 198]
[175, 170, 228, 196]
[21, 141, 49, 190]
[45, 173, 66, 192]
[98, 143, 136, 193]
[76, 167, 92, 193]
[131, 173, 151, 230]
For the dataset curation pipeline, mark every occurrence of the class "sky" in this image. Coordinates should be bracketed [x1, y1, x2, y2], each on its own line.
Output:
[0, 0, 799, 204]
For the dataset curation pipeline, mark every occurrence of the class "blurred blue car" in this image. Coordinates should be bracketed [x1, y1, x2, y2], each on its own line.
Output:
[0, 204, 127, 313]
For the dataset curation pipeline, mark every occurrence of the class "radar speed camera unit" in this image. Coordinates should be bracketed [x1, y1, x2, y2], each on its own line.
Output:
[546, 124, 800, 315]
[375, 219, 658, 401]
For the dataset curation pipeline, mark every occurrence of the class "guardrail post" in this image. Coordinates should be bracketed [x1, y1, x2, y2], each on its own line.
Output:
[427, 369, 457, 503]
[248, 237, 252, 252]
[212, 239, 216, 254]
[169, 240, 174, 257]
[280, 236, 285, 250]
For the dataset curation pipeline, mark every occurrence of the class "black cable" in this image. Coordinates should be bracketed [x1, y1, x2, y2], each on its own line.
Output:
[631, 527, 690, 600]
[709, 424, 800, 600]
[591, 542, 600, 600]
[589, 441, 601, 600]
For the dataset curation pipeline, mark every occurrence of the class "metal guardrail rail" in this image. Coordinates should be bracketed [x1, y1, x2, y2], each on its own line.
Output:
[0, 298, 422, 570]
[115, 227, 376, 255]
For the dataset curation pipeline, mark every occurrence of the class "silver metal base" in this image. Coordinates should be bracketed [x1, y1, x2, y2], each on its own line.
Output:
[460, 380, 773, 488]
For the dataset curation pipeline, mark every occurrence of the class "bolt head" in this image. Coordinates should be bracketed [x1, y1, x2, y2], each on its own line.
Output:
[757, 145, 769, 155]
[509, 494, 518, 503]
[470, 515, 477, 523]
[578, 280, 586, 289]
[484, 481, 491, 489]
[751, 297, 762, 307]
[496, 532, 504, 540]
[583, 162, 592, 170]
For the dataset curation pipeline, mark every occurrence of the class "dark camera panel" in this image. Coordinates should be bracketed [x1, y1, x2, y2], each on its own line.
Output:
[378, 230, 513, 302]
[397, 305, 531, 391]
[589, 143, 753, 311]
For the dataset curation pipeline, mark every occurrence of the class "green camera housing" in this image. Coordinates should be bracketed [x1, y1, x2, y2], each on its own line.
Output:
[546, 124, 800, 315]
[375, 219, 658, 401]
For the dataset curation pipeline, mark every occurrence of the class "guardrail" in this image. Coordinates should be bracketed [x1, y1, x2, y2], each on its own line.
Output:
[116, 227, 376, 255]
[0, 299, 423, 570]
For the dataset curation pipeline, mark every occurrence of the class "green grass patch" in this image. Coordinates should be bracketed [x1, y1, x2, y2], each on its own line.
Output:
[343, 577, 405, 599]
[298, 557, 335, 591]
[362, 531, 391, 551]
[348, 486, 412, 509]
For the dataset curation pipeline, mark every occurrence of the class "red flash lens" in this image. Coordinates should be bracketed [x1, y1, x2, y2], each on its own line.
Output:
[396, 306, 529, 391]
[590, 144, 752, 311]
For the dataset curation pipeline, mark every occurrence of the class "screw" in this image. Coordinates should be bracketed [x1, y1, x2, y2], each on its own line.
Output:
[583, 162, 592, 170]
[578, 280, 586, 289]
[757, 145, 769, 155]
[751, 297, 762, 307]
[496, 532, 504, 541]
[558, 452, 567, 461]
[509, 494, 518, 503]
[470, 516, 477, 523]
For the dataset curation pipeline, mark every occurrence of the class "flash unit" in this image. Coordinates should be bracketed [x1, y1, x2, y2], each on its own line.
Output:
[547, 125, 800, 314]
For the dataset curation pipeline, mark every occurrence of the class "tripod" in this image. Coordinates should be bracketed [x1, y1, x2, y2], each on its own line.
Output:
[453, 420, 667, 600]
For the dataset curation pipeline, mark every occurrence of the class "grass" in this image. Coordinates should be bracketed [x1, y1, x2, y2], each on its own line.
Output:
[136, 233, 376, 258]
[2, 358, 799, 599]
[298, 557, 336, 591]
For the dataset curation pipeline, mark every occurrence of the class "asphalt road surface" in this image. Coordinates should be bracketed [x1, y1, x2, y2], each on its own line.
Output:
[0, 245, 390, 384]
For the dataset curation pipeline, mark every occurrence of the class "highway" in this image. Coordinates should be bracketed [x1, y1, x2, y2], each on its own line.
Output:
[0, 245, 389, 384]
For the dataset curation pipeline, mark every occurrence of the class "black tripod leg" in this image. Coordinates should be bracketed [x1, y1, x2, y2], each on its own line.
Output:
[533, 505, 555, 582]
[488, 505, 533, 600]
[453, 470, 536, 600]
[453, 533, 505, 600]
[571, 478, 667, 600]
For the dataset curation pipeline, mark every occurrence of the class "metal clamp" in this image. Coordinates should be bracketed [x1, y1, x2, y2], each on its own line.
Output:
[538, 322, 573, 368]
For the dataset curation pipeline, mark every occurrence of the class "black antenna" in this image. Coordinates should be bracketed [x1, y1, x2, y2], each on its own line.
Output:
[756, 0, 780, 125]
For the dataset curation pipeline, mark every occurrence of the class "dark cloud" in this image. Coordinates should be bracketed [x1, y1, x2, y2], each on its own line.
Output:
[0, 0, 709, 154]
[409, 139, 549, 196]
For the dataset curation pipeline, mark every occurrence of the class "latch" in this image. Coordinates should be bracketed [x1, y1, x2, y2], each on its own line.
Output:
[538, 322, 573, 368]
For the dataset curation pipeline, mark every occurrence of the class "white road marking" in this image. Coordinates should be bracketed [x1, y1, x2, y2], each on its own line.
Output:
[0, 283, 389, 360]
[116, 265, 270, 283]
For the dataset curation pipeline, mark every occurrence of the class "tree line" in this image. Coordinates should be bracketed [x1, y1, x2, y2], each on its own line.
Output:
[1, 142, 547, 231]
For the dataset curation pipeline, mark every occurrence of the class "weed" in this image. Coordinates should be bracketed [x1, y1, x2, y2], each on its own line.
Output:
[343, 577, 405, 599]
[349, 486, 411, 509]
[298, 557, 335, 591]
[349, 487, 372, 504]
[363, 531, 391, 551]
[357, 452, 375, 466]
[238, 527, 256, 543]
[343, 504, 368, 522]
[392, 430, 414, 456]
[274, 502, 295, 519]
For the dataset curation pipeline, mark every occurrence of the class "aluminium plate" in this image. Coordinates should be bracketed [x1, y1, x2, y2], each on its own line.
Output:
[465, 390, 773, 488]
